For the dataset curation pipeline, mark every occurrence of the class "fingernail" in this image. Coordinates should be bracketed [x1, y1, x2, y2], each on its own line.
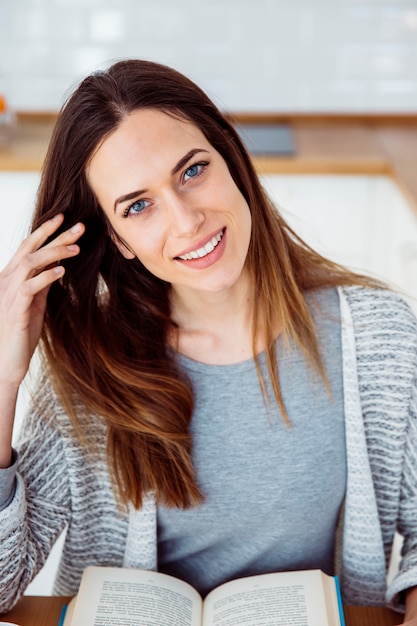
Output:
[54, 266, 65, 276]
[51, 213, 63, 222]
[67, 245, 78, 252]
[71, 223, 82, 234]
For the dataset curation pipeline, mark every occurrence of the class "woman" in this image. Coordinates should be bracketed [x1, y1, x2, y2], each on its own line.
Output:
[0, 59, 416, 621]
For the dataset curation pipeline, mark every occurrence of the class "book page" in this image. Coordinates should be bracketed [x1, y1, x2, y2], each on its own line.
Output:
[202, 570, 340, 626]
[69, 566, 202, 626]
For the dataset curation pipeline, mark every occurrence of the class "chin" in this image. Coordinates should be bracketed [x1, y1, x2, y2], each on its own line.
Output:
[195, 273, 246, 294]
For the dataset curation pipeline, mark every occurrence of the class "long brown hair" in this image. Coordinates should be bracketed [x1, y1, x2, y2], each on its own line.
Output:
[33, 59, 379, 509]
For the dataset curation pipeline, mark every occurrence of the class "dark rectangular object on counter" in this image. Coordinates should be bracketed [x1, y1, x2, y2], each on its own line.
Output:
[234, 123, 295, 155]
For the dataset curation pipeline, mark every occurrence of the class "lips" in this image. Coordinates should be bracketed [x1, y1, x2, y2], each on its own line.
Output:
[176, 229, 224, 261]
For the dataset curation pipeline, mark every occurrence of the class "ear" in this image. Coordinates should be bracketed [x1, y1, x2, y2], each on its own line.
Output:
[110, 232, 135, 260]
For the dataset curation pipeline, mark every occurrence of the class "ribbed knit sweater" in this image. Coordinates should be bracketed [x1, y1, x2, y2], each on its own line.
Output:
[0, 286, 416, 614]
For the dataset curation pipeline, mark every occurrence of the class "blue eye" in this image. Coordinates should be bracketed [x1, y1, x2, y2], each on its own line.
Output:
[124, 198, 149, 217]
[183, 162, 207, 182]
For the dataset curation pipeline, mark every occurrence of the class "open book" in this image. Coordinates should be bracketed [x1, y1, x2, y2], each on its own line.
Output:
[62, 566, 345, 626]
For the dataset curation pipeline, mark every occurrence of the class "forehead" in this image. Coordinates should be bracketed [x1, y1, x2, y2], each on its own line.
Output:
[97, 109, 208, 162]
[87, 108, 210, 194]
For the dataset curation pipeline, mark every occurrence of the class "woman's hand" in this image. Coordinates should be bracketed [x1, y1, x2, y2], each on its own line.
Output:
[0, 214, 84, 466]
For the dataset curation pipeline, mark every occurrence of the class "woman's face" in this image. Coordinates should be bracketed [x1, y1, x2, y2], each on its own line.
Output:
[87, 108, 252, 299]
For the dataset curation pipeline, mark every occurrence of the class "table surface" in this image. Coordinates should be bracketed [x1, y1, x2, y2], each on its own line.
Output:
[0, 596, 404, 625]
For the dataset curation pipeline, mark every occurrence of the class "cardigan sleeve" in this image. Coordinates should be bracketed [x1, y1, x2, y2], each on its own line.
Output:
[0, 381, 71, 613]
[341, 285, 417, 610]
[386, 366, 417, 610]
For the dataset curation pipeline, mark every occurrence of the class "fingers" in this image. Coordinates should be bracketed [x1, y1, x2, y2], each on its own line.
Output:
[19, 265, 66, 302]
[15, 213, 66, 258]
[43, 220, 85, 251]
[0, 216, 86, 393]
[0, 215, 85, 315]
[5, 215, 85, 276]
[16, 242, 79, 279]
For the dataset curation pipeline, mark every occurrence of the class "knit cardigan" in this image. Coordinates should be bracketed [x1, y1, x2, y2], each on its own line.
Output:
[0, 286, 417, 614]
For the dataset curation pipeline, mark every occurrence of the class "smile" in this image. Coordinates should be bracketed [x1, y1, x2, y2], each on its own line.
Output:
[177, 230, 224, 260]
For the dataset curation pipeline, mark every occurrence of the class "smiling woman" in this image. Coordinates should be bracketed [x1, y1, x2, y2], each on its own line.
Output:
[87, 109, 252, 314]
[0, 59, 417, 623]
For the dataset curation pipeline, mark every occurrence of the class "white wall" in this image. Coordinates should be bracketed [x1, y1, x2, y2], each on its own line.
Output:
[0, 0, 417, 113]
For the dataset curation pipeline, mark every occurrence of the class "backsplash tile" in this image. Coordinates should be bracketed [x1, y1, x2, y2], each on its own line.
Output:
[89, 10, 125, 43]
[0, 0, 416, 112]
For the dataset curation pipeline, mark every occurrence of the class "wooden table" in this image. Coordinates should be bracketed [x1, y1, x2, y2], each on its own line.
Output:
[0, 596, 404, 625]
[0, 597, 71, 625]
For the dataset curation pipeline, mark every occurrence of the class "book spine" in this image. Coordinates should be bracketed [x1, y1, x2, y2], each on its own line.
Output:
[57, 604, 68, 626]
[334, 576, 346, 626]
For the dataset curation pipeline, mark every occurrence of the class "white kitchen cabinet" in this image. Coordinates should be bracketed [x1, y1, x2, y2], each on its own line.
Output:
[261, 174, 417, 312]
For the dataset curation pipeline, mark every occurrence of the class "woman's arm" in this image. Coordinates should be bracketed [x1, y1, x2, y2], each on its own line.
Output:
[0, 214, 84, 468]
[0, 399, 71, 612]
[0, 215, 85, 610]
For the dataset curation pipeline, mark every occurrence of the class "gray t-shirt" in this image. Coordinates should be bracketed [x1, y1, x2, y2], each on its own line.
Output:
[0, 450, 17, 510]
[158, 288, 346, 596]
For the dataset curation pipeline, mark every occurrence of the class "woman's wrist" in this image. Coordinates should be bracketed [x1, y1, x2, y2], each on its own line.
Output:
[0, 383, 19, 468]
[0, 445, 13, 469]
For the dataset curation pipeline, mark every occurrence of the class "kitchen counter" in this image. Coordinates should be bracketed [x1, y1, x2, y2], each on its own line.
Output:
[245, 115, 417, 217]
[0, 113, 55, 171]
[1, 113, 416, 215]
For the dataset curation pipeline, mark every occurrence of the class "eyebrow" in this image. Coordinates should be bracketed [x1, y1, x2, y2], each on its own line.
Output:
[113, 148, 210, 213]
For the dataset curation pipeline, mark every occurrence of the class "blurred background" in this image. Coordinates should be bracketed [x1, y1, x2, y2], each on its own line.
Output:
[0, 0, 416, 597]
[0, 0, 416, 112]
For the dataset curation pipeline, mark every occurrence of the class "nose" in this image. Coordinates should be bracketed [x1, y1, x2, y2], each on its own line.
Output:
[166, 192, 205, 238]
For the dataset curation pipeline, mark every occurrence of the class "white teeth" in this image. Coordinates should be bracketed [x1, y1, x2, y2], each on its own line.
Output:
[178, 230, 224, 260]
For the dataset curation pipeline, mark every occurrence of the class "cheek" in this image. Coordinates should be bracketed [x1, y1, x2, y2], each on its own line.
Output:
[125, 228, 167, 269]
[110, 231, 136, 260]
[105, 218, 135, 260]
[227, 181, 251, 219]
[237, 195, 252, 232]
